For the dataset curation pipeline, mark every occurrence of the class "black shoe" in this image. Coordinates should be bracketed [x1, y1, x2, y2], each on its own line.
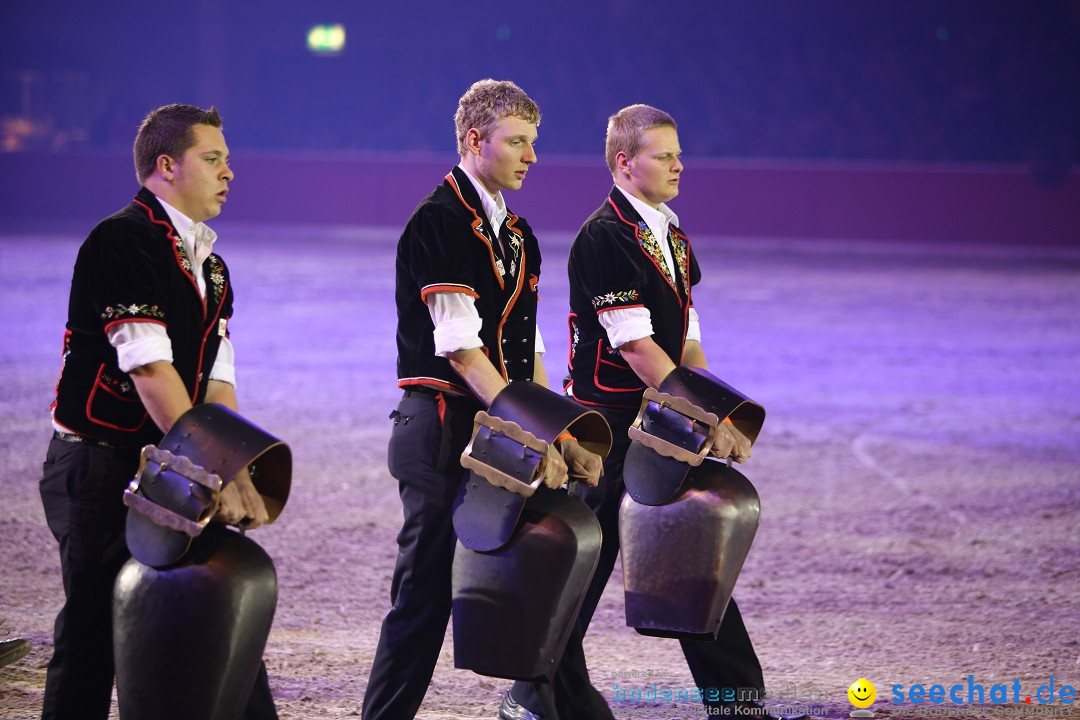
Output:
[0, 638, 31, 668]
[499, 691, 544, 720]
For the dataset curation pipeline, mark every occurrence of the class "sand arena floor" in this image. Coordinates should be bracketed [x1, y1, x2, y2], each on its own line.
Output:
[1, 225, 1078, 719]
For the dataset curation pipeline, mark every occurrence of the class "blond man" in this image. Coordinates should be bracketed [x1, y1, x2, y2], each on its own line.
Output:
[362, 79, 602, 720]
[503, 105, 793, 720]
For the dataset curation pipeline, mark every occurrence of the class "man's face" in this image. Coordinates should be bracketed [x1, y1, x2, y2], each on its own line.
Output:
[621, 125, 683, 208]
[167, 123, 233, 223]
[472, 115, 538, 195]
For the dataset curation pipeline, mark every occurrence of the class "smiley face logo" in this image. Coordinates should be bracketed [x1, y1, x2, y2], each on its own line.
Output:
[848, 678, 876, 708]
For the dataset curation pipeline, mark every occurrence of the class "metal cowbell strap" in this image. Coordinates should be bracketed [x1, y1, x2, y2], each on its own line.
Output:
[123, 402, 292, 568]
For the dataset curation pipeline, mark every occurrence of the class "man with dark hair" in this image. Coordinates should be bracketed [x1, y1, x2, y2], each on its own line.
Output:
[40, 103, 275, 720]
[503, 104, 799, 720]
[361, 79, 605, 720]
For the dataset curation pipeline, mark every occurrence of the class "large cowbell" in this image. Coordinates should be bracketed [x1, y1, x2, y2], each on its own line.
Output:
[452, 381, 611, 682]
[114, 404, 292, 720]
[113, 526, 277, 720]
[620, 366, 765, 640]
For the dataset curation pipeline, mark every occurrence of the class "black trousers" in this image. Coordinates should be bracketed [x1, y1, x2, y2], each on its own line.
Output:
[362, 390, 482, 720]
[39, 435, 278, 720]
[511, 406, 764, 718]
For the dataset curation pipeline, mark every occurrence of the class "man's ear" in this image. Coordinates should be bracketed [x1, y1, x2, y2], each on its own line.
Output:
[464, 128, 483, 156]
[156, 154, 175, 180]
[614, 150, 632, 176]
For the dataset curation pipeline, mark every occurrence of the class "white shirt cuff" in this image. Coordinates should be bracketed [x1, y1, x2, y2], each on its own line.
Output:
[599, 307, 654, 349]
[107, 322, 173, 372]
[427, 292, 484, 356]
[209, 336, 236, 386]
[535, 326, 546, 356]
[686, 307, 701, 343]
[433, 317, 485, 356]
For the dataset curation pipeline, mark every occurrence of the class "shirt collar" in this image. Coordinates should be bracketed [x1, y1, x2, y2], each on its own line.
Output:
[457, 163, 508, 235]
[156, 196, 217, 268]
[615, 185, 680, 233]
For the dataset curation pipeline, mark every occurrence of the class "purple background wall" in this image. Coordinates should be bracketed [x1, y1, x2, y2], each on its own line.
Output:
[2, 1, 1078, 244]
[1, 151, 1076, 245]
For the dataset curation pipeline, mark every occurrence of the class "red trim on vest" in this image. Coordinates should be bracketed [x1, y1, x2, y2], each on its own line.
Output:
[606, 197, 684, 302]
[445, 173, 505, 291]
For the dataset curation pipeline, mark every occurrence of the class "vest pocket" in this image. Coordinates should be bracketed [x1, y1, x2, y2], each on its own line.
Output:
[86, 365, 149, 431]
[593, 340, 647, 393]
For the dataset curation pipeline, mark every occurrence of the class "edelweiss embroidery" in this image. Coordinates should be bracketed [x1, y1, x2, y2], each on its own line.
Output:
[668, 230, 689, 288]
[592, 289, 639, 310]
[207, 255, 226, 304]
[506, 232, 522, 263]
[101, 303, 165, 322]
[175, 236, 193, 273]
[99, 370, 135, 396]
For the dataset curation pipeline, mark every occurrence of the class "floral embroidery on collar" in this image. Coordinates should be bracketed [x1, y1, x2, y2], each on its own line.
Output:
[668, 229, 689, 290]
[637, 221, 689, 295]
[636, 221, 669, 282]
[101, 303, 165, 322]
[175, 235, 194, 274]
[206, 254, 226, 305]
[592, 289, 639, 310]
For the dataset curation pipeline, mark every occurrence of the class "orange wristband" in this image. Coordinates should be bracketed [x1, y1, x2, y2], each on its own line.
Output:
[554, 432, 577, 445]
[722, 417, 734, 426]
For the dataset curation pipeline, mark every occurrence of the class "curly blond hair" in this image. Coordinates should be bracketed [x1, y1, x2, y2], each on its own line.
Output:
[454, 79, 541, 156]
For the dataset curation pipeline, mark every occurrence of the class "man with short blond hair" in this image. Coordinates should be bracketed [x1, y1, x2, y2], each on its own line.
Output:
[603, 103, 678, 173]
[362, 79, 603, 720]
[502, 104, 795, 720]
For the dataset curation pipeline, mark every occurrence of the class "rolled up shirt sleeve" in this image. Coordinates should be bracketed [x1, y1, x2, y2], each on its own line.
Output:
[427, 292, 484, 357]
[107, 321, 173, 372]
[598, 306, 654, 349]
[686, 306, 701, 343]
[108, 321, 237, 386]
[208, 336, 236, 386]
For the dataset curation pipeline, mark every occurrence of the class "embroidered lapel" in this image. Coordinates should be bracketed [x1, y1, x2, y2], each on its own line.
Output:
[205, 254, 226, 308]
[606, 194, 687, 303]
[668, 227, 690, 294]
[446, 169, 506, 290]
[133, 195, 223, 324]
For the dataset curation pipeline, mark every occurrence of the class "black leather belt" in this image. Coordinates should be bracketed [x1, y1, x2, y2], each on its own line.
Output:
[402, 386, 439, 398]
[52, 430, 122, 450]
[402, 386, 480, 408]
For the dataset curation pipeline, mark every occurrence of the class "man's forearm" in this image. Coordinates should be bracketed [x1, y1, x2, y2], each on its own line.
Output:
[531, 353, 550, 388]
[128, 361, 194, 434]
[618, 336, 678, 390]
[681, 339, 708, 369]
[446, 347, 508, 407]
[205, 379, 239, 411]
